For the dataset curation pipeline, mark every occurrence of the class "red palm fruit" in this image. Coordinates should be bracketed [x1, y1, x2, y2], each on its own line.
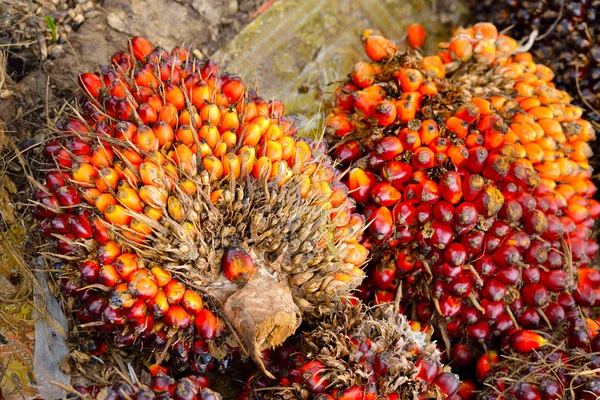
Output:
[181, 290, 203, 316]
[195, 308, 218, 340]
[515, 382, 541, 400]
[443, 243, 467, 267]
[130, 36, 153, 61]
[221, 247, 255, 283]
[439, 171, 462, 204]
[407, 24, 426, 48]
[367, 206, 393, 242]
[351, 62, 375, 88]
[164, 279, 186, 305]
[415, 356, 439, 383]
[520, 283, 549, 308]
[509, 330, 546, 353]
[371, 182, 402, 207]
[79, 73, 102, 98]
[362, 35, 398, 62]
[334, 141, 362, 164]
[412, 147, 435, 169]
[434, 372, 460, 397]
[300, 361, 329, 393]
[163, 305, 192, 329]
[476, 350, 498, 381]
[373, 100, 397, 126]
[433, 201, 454, 223]
[382, 161, 412, 189]
[147, 290, 169, 318]
[347, 168, 375, 204]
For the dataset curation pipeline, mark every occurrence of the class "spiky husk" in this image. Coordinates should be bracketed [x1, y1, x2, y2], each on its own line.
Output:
[325, 23, 599, 361]
[34, 36, 366, 373]
[243, 302, 458, 399]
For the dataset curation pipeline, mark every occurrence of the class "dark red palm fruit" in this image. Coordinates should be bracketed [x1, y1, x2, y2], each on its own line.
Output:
[373, 290, 395, 305]
[371, 182, 402, 207]
[221, 247, 255, 283]
[448, 273, 473, 298]
[460, 304, 482, 325]
[443, 243, 467, 267]
[466, 321, 490, 341]
[414, 204, 432, 225]
[438, 296, 462, 318]
[373, 262, 396, 291]
[433, 201, 454, 223]
[517, 308, 541, 329]
[543, 302, 565, 326]
[429, 222, 454, 249]
[480, 278, 506, 301]
[495, 266, 521, 286]
[80, 260, 101, 283]
[498, 198, 523, 222]
[514, 382, 541, 400]
[481, 299, 504, 321]
[392, 202, 415, 227]
[195, 309, 218, 340]
[300, 361, 330, 393]
[434, 372, 460, 397]
[415, 356, 439, 383]
[522, 266, 541, 284]
[450, 343, 475, 368]
[439, 171, 462, 204]
[69, 214, 93, 239]
[524, 241, 548, 265]
[376, 137, 404, 163]
[520, 283, 549, 308]
[492, 313, 515, 336]
[464, 147, 488, 174]
[334, 141, 362, 164]
[493, 244, 520, 267]
[538, 378, 563, 400]
[460, 230, 484, 254]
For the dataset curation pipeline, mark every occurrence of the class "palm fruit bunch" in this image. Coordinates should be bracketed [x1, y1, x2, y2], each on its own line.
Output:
[478, 319, 600, 400]
[325, 21, 600, 362]
[33, 36, 367, 373]
[240, 302, 462, 400]
[472, 0, 600, 123]
[70, 368, 222, 400]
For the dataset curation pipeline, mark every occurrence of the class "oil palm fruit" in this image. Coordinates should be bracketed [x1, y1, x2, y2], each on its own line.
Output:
[241, 301, 460, 399]
[479, 318, 600, 400]
[326, 23, 599, 357]
[35, 36, 367, 374]
[472, 0, 600, 124]
[71, 369, 221, 400]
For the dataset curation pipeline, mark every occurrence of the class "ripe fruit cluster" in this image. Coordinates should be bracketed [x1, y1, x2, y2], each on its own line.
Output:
[241, 303, 460, 399]
[327, 22, 599, 349]
[479, 319, 600, 400]
[35, 36, 366, 372]
[472, 0, 600, 124]
[73, 371, 221, 400]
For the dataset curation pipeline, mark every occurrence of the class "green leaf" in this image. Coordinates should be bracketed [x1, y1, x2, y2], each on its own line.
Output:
[44, 15, 57, 44]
